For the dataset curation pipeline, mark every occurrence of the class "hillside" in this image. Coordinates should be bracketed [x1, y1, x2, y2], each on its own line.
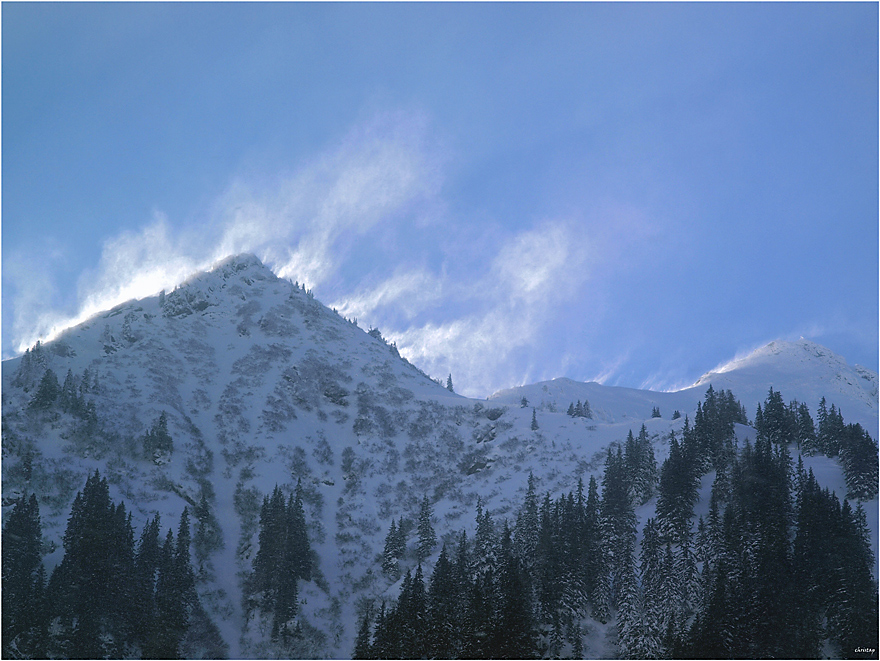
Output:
[2, 254, 877, 659]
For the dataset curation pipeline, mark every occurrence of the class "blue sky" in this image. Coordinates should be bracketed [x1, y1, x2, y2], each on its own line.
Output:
[3, 2, 878, 398]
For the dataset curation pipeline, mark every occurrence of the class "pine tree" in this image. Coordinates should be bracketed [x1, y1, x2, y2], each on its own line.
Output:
[531, 407, 539, 431]
[29, 369, 60, 410]
[839, 424, 879, 500]
[143, 411, 174, 460]
[353, 608, 373, 659]
[289, 481, 312, 581]
[492, 551, 536, 658]
[427, 545, 460, 658]
[639, 518, 664, 651]
[473, 500, 498, 576]
[249, 483, 312, 638]
[514, 472, 540, 571]
[131, 514, 162, 653]
[601, 446, 637, 609]
[582, 398, 593, 419]
[2, 493, 47, 659]
[616, 551, 657, 659]
[655, 432, 698, 544]
[193, 491, 224, 577]
[417, 495, 437, 562]
[446, 374, 454, 393]
[383, 519, 402, 577]
[48, 471, 138, 658]
[796, 401, 818, 454]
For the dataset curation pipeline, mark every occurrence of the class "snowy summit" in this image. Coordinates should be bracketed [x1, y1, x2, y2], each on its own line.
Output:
[2, 255, 877, 659]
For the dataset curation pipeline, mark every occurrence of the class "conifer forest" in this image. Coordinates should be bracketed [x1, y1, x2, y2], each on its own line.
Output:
[3, 385, 877, 659]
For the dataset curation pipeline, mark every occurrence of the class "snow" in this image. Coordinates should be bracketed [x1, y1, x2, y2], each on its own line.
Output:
[2, 254, 877, 657]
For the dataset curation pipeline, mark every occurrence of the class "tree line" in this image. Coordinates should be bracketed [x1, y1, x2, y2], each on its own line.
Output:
[2, 472, 202, 658]
[354, 386, 878, 659]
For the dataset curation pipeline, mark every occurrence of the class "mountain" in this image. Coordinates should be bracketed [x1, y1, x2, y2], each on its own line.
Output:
[2, 254, 877, 658]
[490, 338, 878, 438]
[690, 338, 878, 434]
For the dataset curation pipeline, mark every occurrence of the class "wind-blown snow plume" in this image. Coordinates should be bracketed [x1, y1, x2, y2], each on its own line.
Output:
[374, 220, 594, 396]
[8, 111, 442, 355]
[8, 110, 651, 396]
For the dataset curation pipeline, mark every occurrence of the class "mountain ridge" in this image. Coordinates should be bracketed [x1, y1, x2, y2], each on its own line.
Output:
[2, 254, 876, 658]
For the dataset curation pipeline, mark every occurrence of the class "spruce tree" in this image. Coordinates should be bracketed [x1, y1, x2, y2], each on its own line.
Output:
[383, 520, 401, 577]
[514, 472, 540, 571]
[427, 546, 459, 658]
[2, 493, 47, 659]
[49, 471, 137, 658]
[29, 369, 60, 410]
[417, 495, 437, 562]
[353, 609, 373, 659]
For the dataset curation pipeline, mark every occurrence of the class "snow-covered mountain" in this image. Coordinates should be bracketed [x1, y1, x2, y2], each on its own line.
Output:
[2, 254, 877, 658]
[490, 338, 878, 438]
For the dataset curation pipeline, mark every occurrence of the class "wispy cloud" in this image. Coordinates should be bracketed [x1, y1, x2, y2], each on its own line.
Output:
[365, 219, 595, 396]
[7, 109, 653, 398]
[8, 110, 442, 355]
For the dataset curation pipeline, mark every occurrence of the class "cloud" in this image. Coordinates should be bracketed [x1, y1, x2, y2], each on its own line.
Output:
[9, 110, 443, 354]
[5, 244, 66, 355]
[332, 268, 445, 322]
[7, 109, 651, 398]
[359, 219, 596, 396]
[217, 109, 442, 289]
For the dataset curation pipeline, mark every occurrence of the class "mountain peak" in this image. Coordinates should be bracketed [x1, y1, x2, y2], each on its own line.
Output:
[210, 252, 273, 275]
[691, 338, 878, 434]
[696, 338, 863, 383]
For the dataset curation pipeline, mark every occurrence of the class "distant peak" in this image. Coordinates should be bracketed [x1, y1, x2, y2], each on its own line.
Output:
[693, 338, 850, 387]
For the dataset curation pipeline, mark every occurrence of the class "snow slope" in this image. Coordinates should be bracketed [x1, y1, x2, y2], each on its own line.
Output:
[490, 338, 878, 438]
[2, 254, 876, 658]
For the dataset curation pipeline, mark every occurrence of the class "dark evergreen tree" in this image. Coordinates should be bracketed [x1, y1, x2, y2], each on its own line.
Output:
[426, 546, 460, 658]
[289, 481, 313, 582]
[353, 608, 373, 660]
[446, 374, 454, 393]
[473, 500, 498, 577]
[249, 483, 312, 638]
[29, 368, 60, 410]
[531, 408, 539, 431]
[2, 493, 47, 659]
[382, 519, 402, 577]
[600, 446, 637, 609]
[514, 472, 540, 570]
[131, 514, 162, 655]
[639, 517, 665, 657]
[655, 431, 698, 544]
[625, 424, 657, 506]
[758, 387, 795, 447]
[143, 411, 173, 460]
[48, 471, 137, 659]
[839, 423, 879, 500]
[461, 571, 492, 658]
[796, 401, 818, 454]
[582, 398, 593, 419]
[193, 490, 224, 577]
[492, 551, 536, 658]
[417, 495, 437, 562]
